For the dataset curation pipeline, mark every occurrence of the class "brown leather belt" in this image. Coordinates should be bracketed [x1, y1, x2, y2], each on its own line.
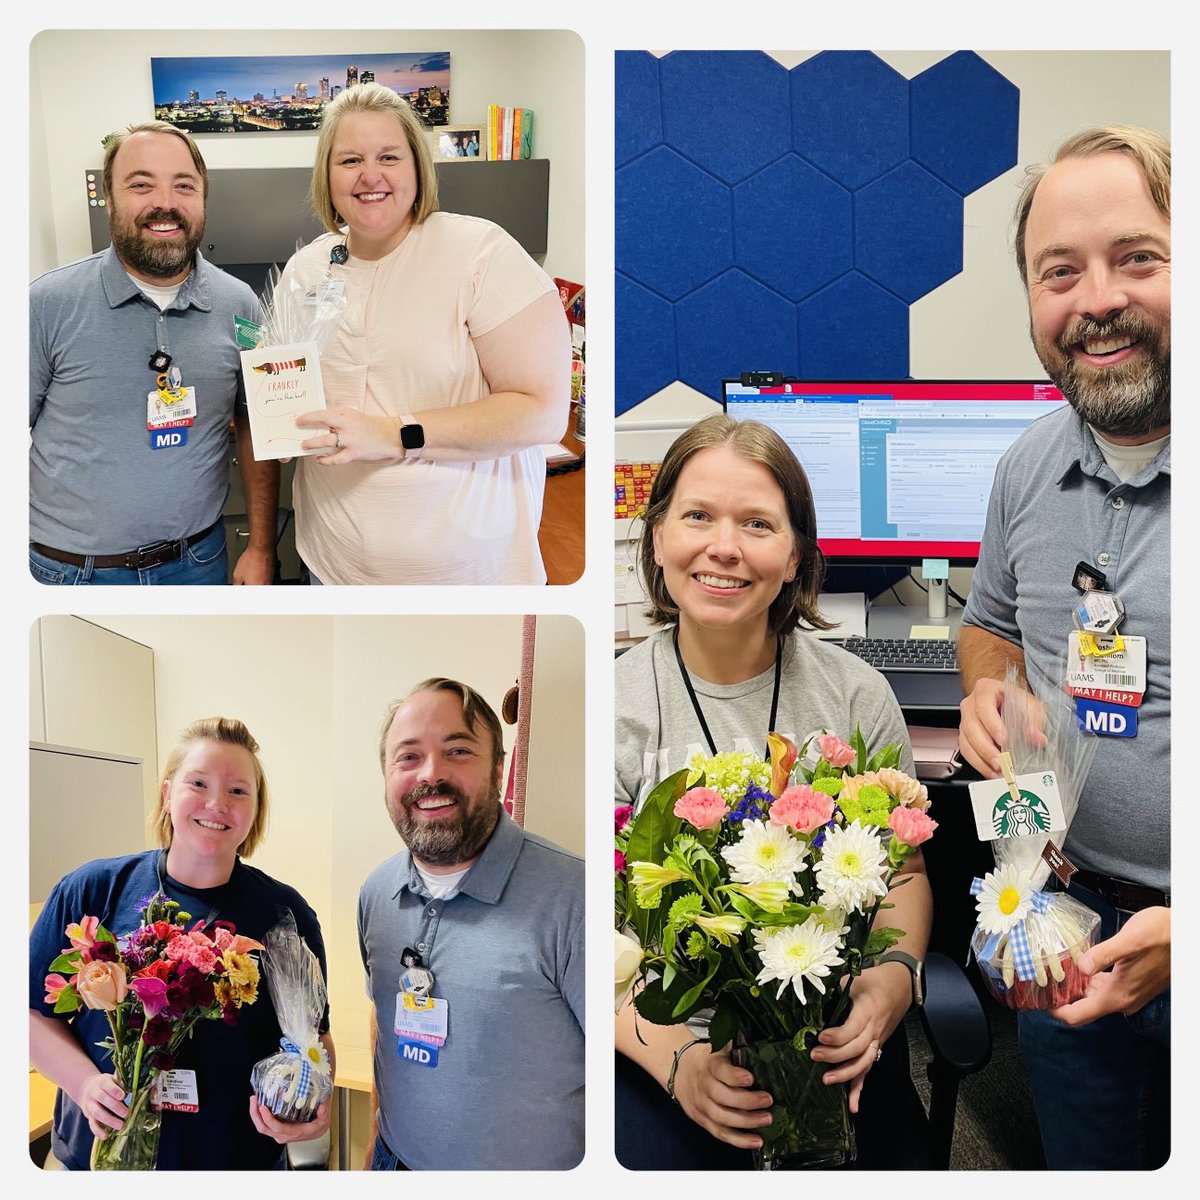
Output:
[1071, 867, 1170, 914]
[31, 519, 222, 571]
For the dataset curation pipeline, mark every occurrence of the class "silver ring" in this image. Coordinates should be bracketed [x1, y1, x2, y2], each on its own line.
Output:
[334, 433, 345, 450]
[871, 1040, 882, 1063]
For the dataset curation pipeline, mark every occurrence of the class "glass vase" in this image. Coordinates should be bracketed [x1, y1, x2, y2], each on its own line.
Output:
[90, 1081, 162, 1171]
[733, 1036, 855, 1170]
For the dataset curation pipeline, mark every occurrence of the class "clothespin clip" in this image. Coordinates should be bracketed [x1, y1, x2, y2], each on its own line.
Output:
[997, 751, 1022, 806]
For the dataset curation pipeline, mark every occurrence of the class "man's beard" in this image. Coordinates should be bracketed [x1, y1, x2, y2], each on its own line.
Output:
[1032, 311, 1170, 438]
[389, 779, 501, 868]
[109, 205, 204, 280]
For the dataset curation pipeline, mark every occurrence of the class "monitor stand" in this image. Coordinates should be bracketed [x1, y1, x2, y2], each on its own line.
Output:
[867, 603, 965, 640]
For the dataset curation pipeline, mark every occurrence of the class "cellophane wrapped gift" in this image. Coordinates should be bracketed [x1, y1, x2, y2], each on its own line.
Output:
[969, 663, 1102, 1010]
[971, 890, 1101, 1010]
[250, 910, 333, 1122]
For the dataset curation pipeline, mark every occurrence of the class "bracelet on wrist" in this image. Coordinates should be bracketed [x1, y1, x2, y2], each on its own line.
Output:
[665, 1037, 705, 1103]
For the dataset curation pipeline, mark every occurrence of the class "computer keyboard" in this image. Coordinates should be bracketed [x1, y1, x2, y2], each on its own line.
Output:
[835, 637, 960, 673]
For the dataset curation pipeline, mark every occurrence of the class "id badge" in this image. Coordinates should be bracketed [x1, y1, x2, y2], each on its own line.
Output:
[1067, 631, 1147, 694]
[396, 1036, 440, 1067]
[310, 280, 345, 304]
[151, 1068, 199, 1113]
[147, 386, 197, 429]
[394, 991, 449, 1043]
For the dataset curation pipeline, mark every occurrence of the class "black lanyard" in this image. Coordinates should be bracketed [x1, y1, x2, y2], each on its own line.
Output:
[156, 850, 230, 929]
[672, 628, 783, 761]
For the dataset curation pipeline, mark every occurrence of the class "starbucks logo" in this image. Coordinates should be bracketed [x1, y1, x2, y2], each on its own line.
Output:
[992, 788, 1052, 838]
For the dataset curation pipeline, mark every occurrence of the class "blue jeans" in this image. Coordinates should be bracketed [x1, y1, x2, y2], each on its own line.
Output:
[1018, 881, 1170, 1169]
[369, 1135, 409, 1171]
[29, 523, 228, 585]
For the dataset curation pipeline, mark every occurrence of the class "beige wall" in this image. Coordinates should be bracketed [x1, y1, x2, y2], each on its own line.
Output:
[29, 28, 584, 281]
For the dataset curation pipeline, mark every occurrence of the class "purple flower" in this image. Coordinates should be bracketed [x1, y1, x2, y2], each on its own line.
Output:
[726, 784, 773, 825]
[88, 941, 118, 963]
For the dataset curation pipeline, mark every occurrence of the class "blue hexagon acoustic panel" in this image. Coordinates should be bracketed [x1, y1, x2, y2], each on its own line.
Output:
[615, 50, 1020, 415]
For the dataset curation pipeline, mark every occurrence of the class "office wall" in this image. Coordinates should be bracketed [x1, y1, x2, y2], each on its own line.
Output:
[29, 28, 584, 282]
[615, 49, 1169, 420]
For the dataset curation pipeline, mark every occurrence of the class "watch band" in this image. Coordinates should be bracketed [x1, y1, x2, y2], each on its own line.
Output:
[880, 950, 925, 1008]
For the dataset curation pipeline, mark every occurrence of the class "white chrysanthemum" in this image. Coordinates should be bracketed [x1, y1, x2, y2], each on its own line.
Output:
[753, 917, 845, 1002]
[975, 863, 1035, 935]
[813, 820, 888, 911]
[720, 819, 808, 886]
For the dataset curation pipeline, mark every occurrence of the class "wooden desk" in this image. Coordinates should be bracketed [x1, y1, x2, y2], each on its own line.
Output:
[333, 1042, 373, 1171]
[31, 1071, 56, 1141]
[539, 415, 585, 585]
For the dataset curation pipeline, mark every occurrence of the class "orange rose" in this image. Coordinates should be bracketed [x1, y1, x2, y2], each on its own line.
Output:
[74, 960, 128, 1012]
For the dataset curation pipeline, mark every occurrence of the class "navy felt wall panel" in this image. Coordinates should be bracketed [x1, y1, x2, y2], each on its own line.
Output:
[615, 50, 1020, 414]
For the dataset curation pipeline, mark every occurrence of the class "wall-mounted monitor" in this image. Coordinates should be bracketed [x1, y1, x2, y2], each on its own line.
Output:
[723, 378, 1068, 564]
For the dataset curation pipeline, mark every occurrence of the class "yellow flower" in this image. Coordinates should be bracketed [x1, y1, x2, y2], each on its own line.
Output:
[694, 913, 747, 946]
[629, 861, 690, 908]
[220, 950, 260, 1006]
[728, 881, 791, 912]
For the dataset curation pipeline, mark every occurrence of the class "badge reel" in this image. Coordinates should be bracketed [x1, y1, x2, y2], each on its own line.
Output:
[394, 948, 448, 1068]
[1066, 583, 1144, 738]
[147, 364, 198, 447]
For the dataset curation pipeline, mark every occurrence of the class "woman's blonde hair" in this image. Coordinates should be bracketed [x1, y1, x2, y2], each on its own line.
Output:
[310, 82, 439, 233]
[637, 414, 831, 636]
[153, 717, 270, 858]
[1014, 124, 1170, 286]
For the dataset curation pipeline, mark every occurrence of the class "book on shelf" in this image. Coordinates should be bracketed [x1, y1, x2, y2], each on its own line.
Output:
[485, 105, 535, 160]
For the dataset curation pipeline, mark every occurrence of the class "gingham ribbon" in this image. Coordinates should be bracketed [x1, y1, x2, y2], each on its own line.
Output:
[280, 1037, 311, 1099]
[970, 878, 1052, 981]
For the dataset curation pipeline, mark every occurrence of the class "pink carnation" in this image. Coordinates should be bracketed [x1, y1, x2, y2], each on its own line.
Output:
[889, 805, 938, 848]
[615, 849, 626, 872]
[818, 734, 856, 769]
[770, 785, 835, 834]
[673, 787, 726, 831]
[615, 804, 634, 834]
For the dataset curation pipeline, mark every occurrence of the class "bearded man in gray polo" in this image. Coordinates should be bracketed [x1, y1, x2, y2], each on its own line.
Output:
[958, 125, 1170, 1170]
[357, 678, 584, 1170]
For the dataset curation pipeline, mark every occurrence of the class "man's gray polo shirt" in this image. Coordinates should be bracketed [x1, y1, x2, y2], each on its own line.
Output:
[357, 811, 584, 1169]
[30, 246, 260, 553]
[963, 405, 1170, 889]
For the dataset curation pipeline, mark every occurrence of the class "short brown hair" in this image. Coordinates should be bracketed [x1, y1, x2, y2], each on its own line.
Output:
[311, 82, 439, 233]
[378, 678, 505, 773]
[153, 717, 269, 858]
[1014, 124, 1171, 286]
[637, 414, 831, 636]
[102, 120, 210, 204]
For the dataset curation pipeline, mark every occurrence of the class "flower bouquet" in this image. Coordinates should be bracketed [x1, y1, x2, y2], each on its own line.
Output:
[968, 666, 1101, 1011]
[615, 729, 936, 1170]
[250, 909, 333, 1122]
[43, 892, 263, 1170]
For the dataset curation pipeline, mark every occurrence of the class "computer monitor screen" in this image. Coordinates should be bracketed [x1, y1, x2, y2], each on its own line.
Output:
[723, 379, 1068, 563]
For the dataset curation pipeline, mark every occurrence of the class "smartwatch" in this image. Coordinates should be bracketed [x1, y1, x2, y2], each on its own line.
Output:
[880, 950, 925, 1008]
[399, 415, 425, 460]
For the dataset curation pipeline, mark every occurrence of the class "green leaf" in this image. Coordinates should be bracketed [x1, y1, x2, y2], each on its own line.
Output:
[625, 769, 690, 867]
[95, 925, 117, 945]
[866, 743, 901, 773]
[634, 971, 704, 1025]
[863, 926, 905, 957]
[709, 1001, 740, 1052]
[850, 725, 868, 775]
[671, 954, 721, 1019]
[661, 959, 677, 991]
[52, 986, 81, 1015]
[47, 952, 81, 974]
